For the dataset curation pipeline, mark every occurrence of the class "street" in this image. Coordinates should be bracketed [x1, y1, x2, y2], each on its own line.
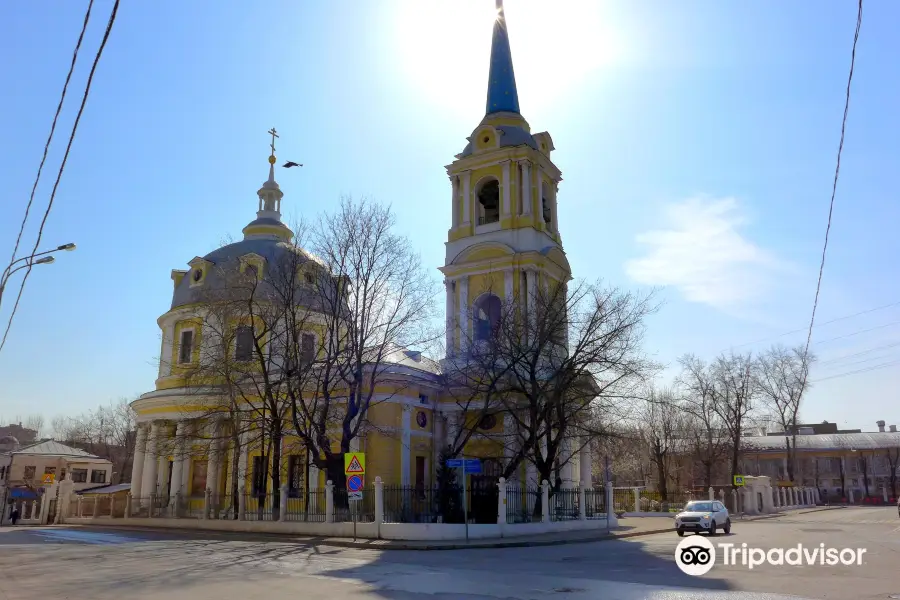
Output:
[0, 507, 897, 600]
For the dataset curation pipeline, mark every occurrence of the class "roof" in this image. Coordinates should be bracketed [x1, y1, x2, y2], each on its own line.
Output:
[742, 432, 900, 452]
[486, 3, 520, 115]
[77, 483, 131, 496]
[12, 440, 104, 459]
[171, 238, 328, 311]
[460, 124, 538, 158]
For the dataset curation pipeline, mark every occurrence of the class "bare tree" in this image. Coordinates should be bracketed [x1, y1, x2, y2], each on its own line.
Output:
[676, 356, 730, 488]
[52, 399, 136, 483]
[636, 387, 682, 499]
[444, 277, 657, 498]
[885, 447, 899, 499]
[755, 345, 814, 482]
[22, 415, 45, 440]
[286, 197, 439, 488]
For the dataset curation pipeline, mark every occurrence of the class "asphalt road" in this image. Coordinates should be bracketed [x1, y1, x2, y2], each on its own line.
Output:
[0, 507, 897, 600]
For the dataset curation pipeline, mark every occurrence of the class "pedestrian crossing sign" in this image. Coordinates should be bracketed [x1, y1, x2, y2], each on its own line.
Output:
[733, 475, 745, 486]
[42, 473, 55, 485]
[344, 452, 365, 475]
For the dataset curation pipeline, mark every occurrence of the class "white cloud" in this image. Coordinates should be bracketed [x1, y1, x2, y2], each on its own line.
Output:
[624, 196, 783, 311]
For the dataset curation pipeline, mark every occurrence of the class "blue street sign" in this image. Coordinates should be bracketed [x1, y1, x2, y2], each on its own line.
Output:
[446, 458, 482, 474]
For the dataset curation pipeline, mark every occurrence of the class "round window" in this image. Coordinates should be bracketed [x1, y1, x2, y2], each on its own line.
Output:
[483, 136, 490, 143]
[416, 411, 427, 428]
[478, 414, 496, 430]
[193, 269, 203, 282]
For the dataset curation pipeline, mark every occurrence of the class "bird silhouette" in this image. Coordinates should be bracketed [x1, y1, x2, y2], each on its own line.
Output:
[283, 161, 302, 168]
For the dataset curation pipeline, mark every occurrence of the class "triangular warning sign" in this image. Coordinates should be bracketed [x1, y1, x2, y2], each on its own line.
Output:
[346, 456, 364, 474]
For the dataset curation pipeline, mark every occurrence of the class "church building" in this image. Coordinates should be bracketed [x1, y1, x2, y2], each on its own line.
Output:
[129, 1, 591, 512]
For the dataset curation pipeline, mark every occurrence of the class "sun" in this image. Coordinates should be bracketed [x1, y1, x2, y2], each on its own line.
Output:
[390, 0, 627, 120]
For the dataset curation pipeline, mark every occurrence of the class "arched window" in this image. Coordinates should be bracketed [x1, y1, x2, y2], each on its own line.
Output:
[474, 294, 501, 341]
[477, 180, 500, 225]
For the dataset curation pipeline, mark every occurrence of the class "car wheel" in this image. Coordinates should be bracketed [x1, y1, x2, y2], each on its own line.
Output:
[677, 529, 684, 537]
[724, 519, 731, 534]
[709, 520, 717, 536]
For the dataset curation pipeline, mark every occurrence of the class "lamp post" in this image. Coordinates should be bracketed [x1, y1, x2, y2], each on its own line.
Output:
[0, 243, 76, 309]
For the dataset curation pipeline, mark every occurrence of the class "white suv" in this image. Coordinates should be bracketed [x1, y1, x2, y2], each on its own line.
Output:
[675, 500, 731, 537]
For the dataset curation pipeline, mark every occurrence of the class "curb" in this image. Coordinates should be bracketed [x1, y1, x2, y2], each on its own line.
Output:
[71, 522, 676, 551]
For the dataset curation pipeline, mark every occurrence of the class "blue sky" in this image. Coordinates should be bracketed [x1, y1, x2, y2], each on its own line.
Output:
[1, 0, 898, 432]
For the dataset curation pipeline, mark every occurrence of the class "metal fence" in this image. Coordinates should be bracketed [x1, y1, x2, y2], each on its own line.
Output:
[284, 489, 327, 522]
[334, 487, 376, 523]
[549, 488, 580, 522]
[637, 489, 690, 512]
[383, 485, 441, 523]
[612, 487, 634, 512]
[506, 485, 540, 523]
[179, 496, 205, 519]
[243, 493, 277, 521]
[584, 488, 606, 518]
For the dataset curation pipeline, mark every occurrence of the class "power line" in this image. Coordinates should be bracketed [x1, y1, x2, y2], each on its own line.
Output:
[812, 320, 900, 346]
[816, 340, 900, 366]
[726, 298, 900, 351]
[0, 0, 121, 355]
[799, 0, 862, 384]
[6, 0, 94, 269]
[809, 358, 900, 384]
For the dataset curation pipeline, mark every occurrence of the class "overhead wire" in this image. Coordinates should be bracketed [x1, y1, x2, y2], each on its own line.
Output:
[798, 0, 863, 389]
[6, 0, 94, 269]
[0, 0, 121, 355]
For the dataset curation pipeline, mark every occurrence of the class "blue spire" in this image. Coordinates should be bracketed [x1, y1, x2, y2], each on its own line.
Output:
[485, 0, 520, 115]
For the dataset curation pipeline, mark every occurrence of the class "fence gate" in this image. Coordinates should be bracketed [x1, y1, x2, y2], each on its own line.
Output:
[469, 458, 501, 524]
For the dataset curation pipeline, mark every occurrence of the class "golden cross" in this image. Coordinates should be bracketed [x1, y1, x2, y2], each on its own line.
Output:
[268, 127, 279, 156]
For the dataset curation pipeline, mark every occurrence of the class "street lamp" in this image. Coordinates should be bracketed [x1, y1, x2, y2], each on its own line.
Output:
[0, 243, 76, 308]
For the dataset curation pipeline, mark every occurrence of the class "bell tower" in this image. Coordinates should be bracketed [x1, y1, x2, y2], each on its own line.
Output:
[440, 0, 572, 358]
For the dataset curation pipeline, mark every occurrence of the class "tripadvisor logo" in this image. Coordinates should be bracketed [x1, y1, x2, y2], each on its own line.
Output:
[675, 536, 868, 575]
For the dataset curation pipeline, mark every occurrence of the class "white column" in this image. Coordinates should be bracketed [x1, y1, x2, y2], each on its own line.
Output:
[536, 168, 545, 223]
[308, 452, 320, 492]
[444, 278, 455, 356]
[130, 425, 148, 500]
[501, 160, 511, 217]
[560, 437, 575, 489]
[159, 323, 175, 377]
[401, 405, 412, 486]
[450, 175, 460, 227]
[579, 439, 593, 488]
[458, 277, 469, 352]
[526, 269, 537, 340]
[447, 412, 460, 451]
[140, 422, 160, 505]
[237, 429, 250, 497]
[169, 421, 187, 502]
[504, 269, 514, 304]
[550, 182, 559, 233]
[519, 160, 531, 216]
[503, 413, 517, 481]
[461, 171, 471, 225]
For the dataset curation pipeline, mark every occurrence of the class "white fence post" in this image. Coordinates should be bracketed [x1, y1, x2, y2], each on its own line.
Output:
[605, 482, 617, 527]
[541, 480, 550, 523]
[497, 477, 508, 527]
[633, 487, 640, 512]
[203, 489, 211, 520]
[708, 487, 714, 501]
[578, 482, 586, 521]
[124, 493, 131, 518]
[374, 476, 384, 538]
[93, 496, 100, 518]
[280, 484, 289, 522]
[325, 480, 335, 523]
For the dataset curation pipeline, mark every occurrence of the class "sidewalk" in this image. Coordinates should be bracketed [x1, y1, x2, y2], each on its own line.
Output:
[69, 506, 848, 551]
